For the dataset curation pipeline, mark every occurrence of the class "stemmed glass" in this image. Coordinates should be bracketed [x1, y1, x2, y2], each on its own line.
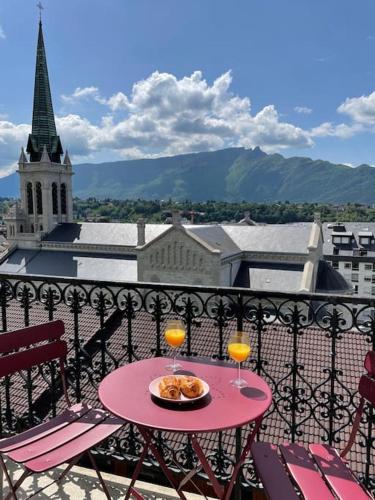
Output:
[164, 319, 186, 372]
[227, 331, 251, 388]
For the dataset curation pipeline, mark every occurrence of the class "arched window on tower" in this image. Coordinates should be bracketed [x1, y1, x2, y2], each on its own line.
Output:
[36, 182, 43, 215]
[27, 182, 33, 214]
[20, 225, 23, 233]
[61, 183, 67, 215]
[52, 183, 58, 215]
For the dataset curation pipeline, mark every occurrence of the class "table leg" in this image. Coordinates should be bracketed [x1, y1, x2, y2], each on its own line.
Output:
[137, 427, 188, 500]
[124, 429, 152, 500]
[190, 434, 225, 499]
[224, 416, 263, 500]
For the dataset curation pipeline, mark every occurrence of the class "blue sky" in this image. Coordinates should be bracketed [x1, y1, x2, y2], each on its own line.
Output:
[1, 0, 375, 175]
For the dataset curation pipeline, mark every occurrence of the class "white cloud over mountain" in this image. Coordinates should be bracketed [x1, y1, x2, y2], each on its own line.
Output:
[56, 70, 313, 159]
[338, 91, 375, 125]
[1, 70, 375, 176]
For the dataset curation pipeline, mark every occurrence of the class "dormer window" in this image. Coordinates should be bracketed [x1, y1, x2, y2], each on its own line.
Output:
[332, 231, 353, 245]
[359, 231, 373, 246]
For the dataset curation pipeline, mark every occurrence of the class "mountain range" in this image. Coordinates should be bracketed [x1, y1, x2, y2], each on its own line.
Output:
[1, 147, 374, 203]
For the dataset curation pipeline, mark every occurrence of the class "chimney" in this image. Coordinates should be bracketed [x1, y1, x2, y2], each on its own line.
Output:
[137, 218, 146, 246]
[172, 210, 181, 226]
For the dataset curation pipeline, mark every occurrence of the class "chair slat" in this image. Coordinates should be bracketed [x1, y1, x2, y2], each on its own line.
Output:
[309, 444, 372, 500]
[8, 408, 110, 463]
[0, 403, 91, 453]
[0, 340, 67, 377]
[24, 415, 124, 473]
[251, 442, 299, 500]
[0, 320, 64, 353]
[280, 443, 335, 500]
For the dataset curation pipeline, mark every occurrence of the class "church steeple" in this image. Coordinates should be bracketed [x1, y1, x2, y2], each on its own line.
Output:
[26, 20, 63, 163]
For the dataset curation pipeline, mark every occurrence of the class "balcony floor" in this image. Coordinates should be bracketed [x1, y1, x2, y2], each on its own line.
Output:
[1, 459, 210, 499]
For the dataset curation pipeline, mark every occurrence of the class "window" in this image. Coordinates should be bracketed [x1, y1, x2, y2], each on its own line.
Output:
[333, 247, 339, 255]
[36, 182, 43, 215]
[52, 183, 58, 214]
[27, 182, 33, 214]
[372, 287, 375, 296]
[354, 285, 358, 294]
[344, 262, 351, 269]
[60, 183, 67, 215]
[19, 225, 23, 233]
[31, 224, 34, 233]
[351, 273, 359, 282]
[365, 264, 372, 271]
[372, 276, 375, 284]
[39, 224, 43, 231]
[360, 237, 370, 246]
[332, 261, 339, 269]
[365, 276, 372, 282]
[352, 262, 359, 271]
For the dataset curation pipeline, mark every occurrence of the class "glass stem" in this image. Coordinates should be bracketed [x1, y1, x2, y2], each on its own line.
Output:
[238, 362, 241, 382]
[173, 351, 177, 371]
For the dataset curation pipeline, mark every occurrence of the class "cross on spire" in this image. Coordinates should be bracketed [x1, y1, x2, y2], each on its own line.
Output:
[37, 2, 43, 22]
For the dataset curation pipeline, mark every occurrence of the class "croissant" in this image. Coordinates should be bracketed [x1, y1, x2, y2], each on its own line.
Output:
[180, 376, 203, 399]
[159, 376, 181, 400]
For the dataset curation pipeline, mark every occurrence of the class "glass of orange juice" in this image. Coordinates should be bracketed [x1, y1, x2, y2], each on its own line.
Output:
[227, 331, 251, 388]
[164, 319, 186, 372]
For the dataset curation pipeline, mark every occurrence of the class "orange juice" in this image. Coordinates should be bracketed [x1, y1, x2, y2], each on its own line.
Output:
[165, 328, 185, 348]
[228, 342, 251, 363]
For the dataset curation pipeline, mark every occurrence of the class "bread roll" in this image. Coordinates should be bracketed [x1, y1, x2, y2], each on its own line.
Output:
[159, 376, 181, 400]
[180, 376, 203, 398]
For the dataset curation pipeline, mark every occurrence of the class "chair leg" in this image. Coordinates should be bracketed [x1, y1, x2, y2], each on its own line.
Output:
[0, 455, 19, 500]
[87, 451, 112, 500]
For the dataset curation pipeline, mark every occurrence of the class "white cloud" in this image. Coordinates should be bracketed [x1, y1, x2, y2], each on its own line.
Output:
[54, 70, 314, 159]
[294, 106, 312, 114]
[0, 26, 5, 40]
[310, 121, 363, 139]
[0, 119, 30, 174]
[338, 91, 375, 125]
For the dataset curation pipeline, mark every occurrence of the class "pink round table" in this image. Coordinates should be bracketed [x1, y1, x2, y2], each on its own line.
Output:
[99, 357, 272, 499]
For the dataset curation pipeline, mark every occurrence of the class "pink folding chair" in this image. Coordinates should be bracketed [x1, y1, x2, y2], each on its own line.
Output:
[251, 351, 375, 500]
[0, 320, 124, 499]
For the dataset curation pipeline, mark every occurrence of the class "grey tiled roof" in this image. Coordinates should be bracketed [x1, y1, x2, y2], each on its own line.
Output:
[44, 223, 170, 247]
[44, 222, 313, 256]
[221, 223, 312, 254]
[323, 222, 375, 257]
[233, 262, 304, 292]
[0, 249, 137, 281]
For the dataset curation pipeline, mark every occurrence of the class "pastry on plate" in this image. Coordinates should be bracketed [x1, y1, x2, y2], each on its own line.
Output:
[180, 376, 204, 399]
[159, 376, 181, 400]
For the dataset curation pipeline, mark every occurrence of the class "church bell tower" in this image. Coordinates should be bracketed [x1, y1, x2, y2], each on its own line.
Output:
[5, 18, 73, 247]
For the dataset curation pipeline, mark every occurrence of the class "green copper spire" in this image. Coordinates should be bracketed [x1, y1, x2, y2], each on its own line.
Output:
[26, 20, 63, 163]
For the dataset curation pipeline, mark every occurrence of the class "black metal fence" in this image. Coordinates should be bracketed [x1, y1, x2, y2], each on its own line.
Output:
[0, 273, 374, 495]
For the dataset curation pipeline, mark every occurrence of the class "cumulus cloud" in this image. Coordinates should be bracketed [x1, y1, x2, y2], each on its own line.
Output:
[338, 91, 375, 125]
[294, 106, 312, 114]
[63, 70, 312, 156]
[0, 120, 30, 174]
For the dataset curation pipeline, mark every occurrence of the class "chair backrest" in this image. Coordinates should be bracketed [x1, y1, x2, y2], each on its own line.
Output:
[341, 350, 375, 458]
[0, 320, 67, 378]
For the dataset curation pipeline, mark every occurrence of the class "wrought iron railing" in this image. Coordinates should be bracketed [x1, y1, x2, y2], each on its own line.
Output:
[0, 273, 374, 495]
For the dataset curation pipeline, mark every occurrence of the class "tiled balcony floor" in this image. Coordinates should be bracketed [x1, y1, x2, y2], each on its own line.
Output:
[1, 460, 210, 499]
